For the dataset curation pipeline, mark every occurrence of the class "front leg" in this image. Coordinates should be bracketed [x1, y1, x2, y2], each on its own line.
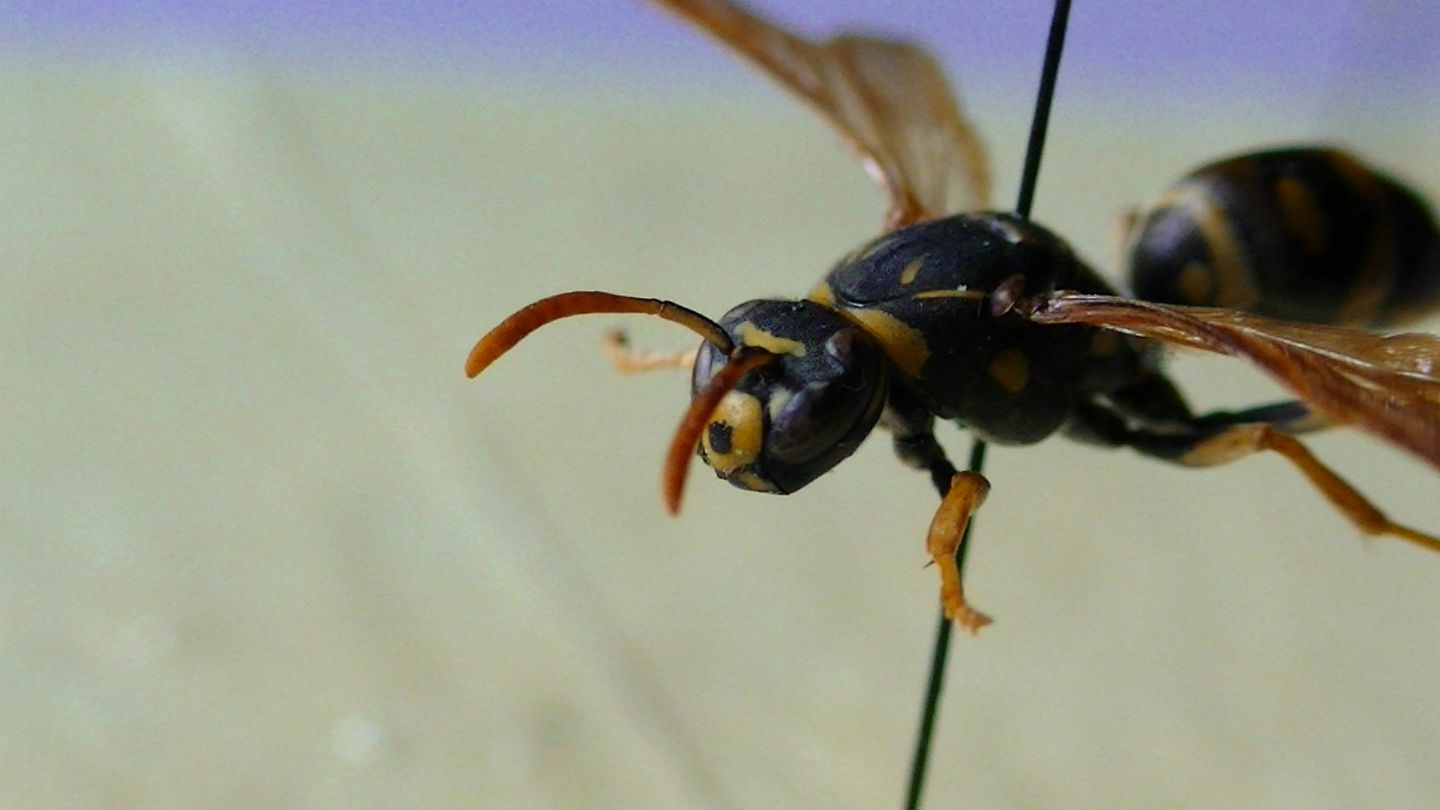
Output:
[927, 472, 994, 633]
[883, 388, 994, 632]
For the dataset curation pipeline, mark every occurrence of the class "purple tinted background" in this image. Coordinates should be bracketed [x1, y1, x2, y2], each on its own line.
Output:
[8, 1, 1439, 99]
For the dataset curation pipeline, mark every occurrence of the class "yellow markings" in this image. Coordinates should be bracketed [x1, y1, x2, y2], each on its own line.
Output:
[700, 391, 764, 475]
[1275, 176, 1328, 256]
[1088, 329, 1120, 358]
[1176, 261, 1214, 304]
[731, 471, 781, 494]
[913, 289, 983, 301]
[764, 387, 793, 423]
[807, 281, 836, 307]
[735, 321, 807, 357]
[1153, 183, 1257, 309]
[986, 349, 1029, 394]
[899, 256, 925, 285]
[839, 307, 930, 377]
[1178, 426, 1260, 467]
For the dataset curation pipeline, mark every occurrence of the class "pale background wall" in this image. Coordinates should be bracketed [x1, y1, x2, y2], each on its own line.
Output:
[4, 2, 1440, 808]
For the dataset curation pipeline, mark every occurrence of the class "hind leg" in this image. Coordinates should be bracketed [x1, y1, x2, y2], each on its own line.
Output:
[1070, 399, 1439, 553]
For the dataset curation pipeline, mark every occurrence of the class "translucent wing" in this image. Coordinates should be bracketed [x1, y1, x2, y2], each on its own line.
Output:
[651, 0, 991, 228]
[1022, 293, 1440, 471]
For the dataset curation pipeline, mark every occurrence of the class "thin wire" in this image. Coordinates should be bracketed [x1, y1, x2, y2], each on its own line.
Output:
[1016, 0, 1073, 220]
[902, 2, 1073, 808]
[903, 441, 985, 810]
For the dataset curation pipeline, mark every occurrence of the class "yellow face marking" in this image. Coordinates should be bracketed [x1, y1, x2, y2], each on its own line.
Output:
[1089, 329, 1120, 358]
[700, 391, 764, 475]
[1152, 183, 1257, 309]
[899, 256, 925, 285]
[1177, 261, 1214, 304]
[987, 349, 1029, 394]
[838, 307, 930, 377]
[735, 321, 807, 357]
[807, 281, 836, 307]
[1275, 176, 1328, 256]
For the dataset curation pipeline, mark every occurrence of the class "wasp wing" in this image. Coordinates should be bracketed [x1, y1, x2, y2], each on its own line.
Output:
[650, 0, 991, 227]
[1023, 293, 1440, 471]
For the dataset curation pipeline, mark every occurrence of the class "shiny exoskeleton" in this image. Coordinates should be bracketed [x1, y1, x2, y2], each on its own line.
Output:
[691, 149, 1440, 496]
[1125, 147, 1440, 326]
[693, 214, 1148, 493]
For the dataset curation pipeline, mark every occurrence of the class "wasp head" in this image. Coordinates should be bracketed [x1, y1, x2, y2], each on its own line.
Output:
[690, 299, 890, 495]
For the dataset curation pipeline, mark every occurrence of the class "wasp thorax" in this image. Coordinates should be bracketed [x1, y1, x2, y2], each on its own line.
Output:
[692, 299, 890, 494]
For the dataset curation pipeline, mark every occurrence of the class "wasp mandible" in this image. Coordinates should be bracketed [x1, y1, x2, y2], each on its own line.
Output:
[467, 0, 1440, 633]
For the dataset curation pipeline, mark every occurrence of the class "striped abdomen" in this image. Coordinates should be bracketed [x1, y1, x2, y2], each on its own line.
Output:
[1124, 147, 1440, 326]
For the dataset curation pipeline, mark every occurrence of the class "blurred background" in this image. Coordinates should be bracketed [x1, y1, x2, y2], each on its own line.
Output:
[4, 1, 1439, 807]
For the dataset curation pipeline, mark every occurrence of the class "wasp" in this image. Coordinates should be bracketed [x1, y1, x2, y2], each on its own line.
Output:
[467, 0, 1440, 633]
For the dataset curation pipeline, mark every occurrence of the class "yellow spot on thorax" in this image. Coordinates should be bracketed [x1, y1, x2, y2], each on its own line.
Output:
[700, 391, 764, 475]
[913, 289, 983, 301]
[899, 256, 924, 285]
[837, 307, 930, 377]
[987, 349, 1029, 394]
[735, 321, 807, 357]
[1275, 176, 1328, 256]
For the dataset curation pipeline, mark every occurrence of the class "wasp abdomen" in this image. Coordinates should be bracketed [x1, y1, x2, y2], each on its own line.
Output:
[1125, 147, 1440, 326]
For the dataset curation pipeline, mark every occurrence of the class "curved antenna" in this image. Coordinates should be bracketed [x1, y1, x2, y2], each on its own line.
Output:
[661, 347, 779, 515]
[466, 291, 734, 378]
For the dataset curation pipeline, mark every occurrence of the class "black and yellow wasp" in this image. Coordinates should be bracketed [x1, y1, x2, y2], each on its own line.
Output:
[468, 0, 1440, 632]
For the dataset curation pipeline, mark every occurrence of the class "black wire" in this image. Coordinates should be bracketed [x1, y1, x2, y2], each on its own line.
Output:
[903, 440, 985, 810]
[902, 2, 1072, 808]
[1015, 0, 1073, 220]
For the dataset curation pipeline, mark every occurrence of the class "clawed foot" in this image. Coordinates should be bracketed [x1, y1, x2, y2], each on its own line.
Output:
[927, 471, 993, 634]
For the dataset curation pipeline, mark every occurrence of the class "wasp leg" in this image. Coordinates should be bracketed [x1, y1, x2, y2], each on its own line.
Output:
[1102, 372, 1330, 436]
[1191, 400, 1331, 435]
[927, 472, 994, 633]
[601, 329, 697, 373]
[1070, 400, 1439, 554]
[882, 389, 993, 631]
[1177, 425, 1439, 553]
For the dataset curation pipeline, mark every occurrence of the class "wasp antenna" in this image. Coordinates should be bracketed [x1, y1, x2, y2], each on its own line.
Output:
[661, 347, 778, 515]
[466, 291, 733, 378]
